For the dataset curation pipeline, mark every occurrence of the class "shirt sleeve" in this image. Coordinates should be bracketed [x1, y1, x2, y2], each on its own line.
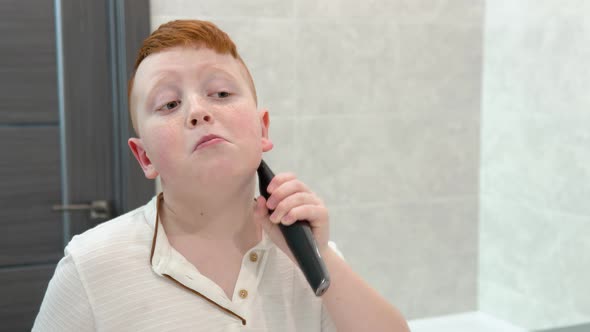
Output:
[321, 241, 343, 332]
[32, 247, 95, 332]
[321, 302, 338, 332]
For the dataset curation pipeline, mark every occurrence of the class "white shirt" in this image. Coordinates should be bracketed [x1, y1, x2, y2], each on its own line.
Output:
[33, 193, 340, 331]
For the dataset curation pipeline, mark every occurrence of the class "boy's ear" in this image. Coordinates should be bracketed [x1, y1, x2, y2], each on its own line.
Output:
[128, 138, 159, 179]
[259, 109, 273, 152]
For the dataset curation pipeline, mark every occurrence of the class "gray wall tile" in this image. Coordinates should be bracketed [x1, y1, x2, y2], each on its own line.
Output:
[479, 278, 590, 331]
[295, 0, 483, 25]
[480, 1, 590, 328]
[151, 0, 294, 18]
[481, 111, 590, 215]
[483, 4, 590, 116]
[293, 113, 479, 206]
[396, 23, 483, 117]
[479, 195, 590, 329]
[330, 197, 478, 319]
[295, 21, 399, 116]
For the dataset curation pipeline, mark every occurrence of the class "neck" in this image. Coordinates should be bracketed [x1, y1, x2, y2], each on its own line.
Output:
[159, 175, 261, 253]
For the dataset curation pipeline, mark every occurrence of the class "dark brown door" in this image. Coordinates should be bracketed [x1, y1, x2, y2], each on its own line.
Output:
[0, 1, 151, 330]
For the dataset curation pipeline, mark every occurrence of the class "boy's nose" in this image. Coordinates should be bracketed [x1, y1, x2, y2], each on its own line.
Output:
[187, 109, 213, 128]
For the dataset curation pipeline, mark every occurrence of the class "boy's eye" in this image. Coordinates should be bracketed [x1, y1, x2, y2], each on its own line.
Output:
[214, 91, 231, 98]
[158, 100, 181, 111]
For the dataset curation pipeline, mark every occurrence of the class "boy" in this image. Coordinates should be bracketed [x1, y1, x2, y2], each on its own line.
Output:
[34, 20, 409, 331]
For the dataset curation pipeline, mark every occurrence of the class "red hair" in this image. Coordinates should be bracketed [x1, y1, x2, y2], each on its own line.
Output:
[127, 20, 257, 135]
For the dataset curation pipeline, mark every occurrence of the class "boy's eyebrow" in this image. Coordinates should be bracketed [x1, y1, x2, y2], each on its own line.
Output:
[206, 66, 240, 82]
[195, 64, 242, 87]
[143, 71, 182, 108]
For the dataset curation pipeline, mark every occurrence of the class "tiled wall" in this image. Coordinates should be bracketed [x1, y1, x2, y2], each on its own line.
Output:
[150, 0, 483, 319]
[480, 1, 590, 329]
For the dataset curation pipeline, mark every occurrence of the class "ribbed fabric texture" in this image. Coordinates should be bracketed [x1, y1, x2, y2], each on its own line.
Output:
[33, 195, 340, 332]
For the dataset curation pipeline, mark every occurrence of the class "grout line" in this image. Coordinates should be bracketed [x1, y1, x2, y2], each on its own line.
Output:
[328, 195, 477, 209]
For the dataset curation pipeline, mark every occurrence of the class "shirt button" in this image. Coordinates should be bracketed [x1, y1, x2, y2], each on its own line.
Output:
[239, 289, 248, 299]
[249, 252, 258, 262]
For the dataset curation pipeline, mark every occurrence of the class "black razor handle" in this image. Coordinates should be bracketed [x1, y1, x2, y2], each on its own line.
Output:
[257, 159, 330, 296]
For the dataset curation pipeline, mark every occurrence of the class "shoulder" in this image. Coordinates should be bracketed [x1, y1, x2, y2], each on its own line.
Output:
[65, 196, 157, 261]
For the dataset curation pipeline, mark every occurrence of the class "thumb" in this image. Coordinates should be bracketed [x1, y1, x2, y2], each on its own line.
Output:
[254, 196, 270, 225]
[254, 195, 293, 261]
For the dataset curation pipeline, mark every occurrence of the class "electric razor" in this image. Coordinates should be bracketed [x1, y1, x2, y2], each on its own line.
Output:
[257, 159, 331, 296]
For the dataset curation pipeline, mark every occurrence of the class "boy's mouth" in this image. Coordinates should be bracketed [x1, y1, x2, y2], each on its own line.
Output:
[195, 134, 226, 150]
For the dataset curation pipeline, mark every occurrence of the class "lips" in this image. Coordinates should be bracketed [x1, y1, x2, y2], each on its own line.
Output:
[195, 134, 226, 150]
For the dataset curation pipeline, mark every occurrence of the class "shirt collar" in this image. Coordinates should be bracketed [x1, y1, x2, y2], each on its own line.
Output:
[145, 192, 274, 273]
[144, 192, 278, 326]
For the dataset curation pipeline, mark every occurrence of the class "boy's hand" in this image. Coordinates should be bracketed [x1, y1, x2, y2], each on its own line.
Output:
[253, 172, 330, 260]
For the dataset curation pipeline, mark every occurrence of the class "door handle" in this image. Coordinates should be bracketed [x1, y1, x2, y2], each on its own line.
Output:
[52, 200, 112, 220]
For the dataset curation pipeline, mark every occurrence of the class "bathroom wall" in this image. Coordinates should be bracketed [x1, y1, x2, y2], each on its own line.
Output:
[480, 0, 590, 329]
[150, 0, 484, 319]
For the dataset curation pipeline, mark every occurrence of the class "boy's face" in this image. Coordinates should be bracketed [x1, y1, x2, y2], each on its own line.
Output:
[128, 46, 273, 190]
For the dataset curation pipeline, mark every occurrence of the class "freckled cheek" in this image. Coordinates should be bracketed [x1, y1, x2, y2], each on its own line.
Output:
[220, 102, 259, 137]
[145, 123, 182, 170]
[230, 114, 260, 140]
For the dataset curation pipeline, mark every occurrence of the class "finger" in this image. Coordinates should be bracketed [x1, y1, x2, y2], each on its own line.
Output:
[266, 179, 312, 210]
[267, 172, 297, 193]
[255, 196, 279, 235]
[254, 196, 270, 220]
[269, 192, 320, 224]
[280, 204, 329, 227]
[255, 196, 286, 242]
